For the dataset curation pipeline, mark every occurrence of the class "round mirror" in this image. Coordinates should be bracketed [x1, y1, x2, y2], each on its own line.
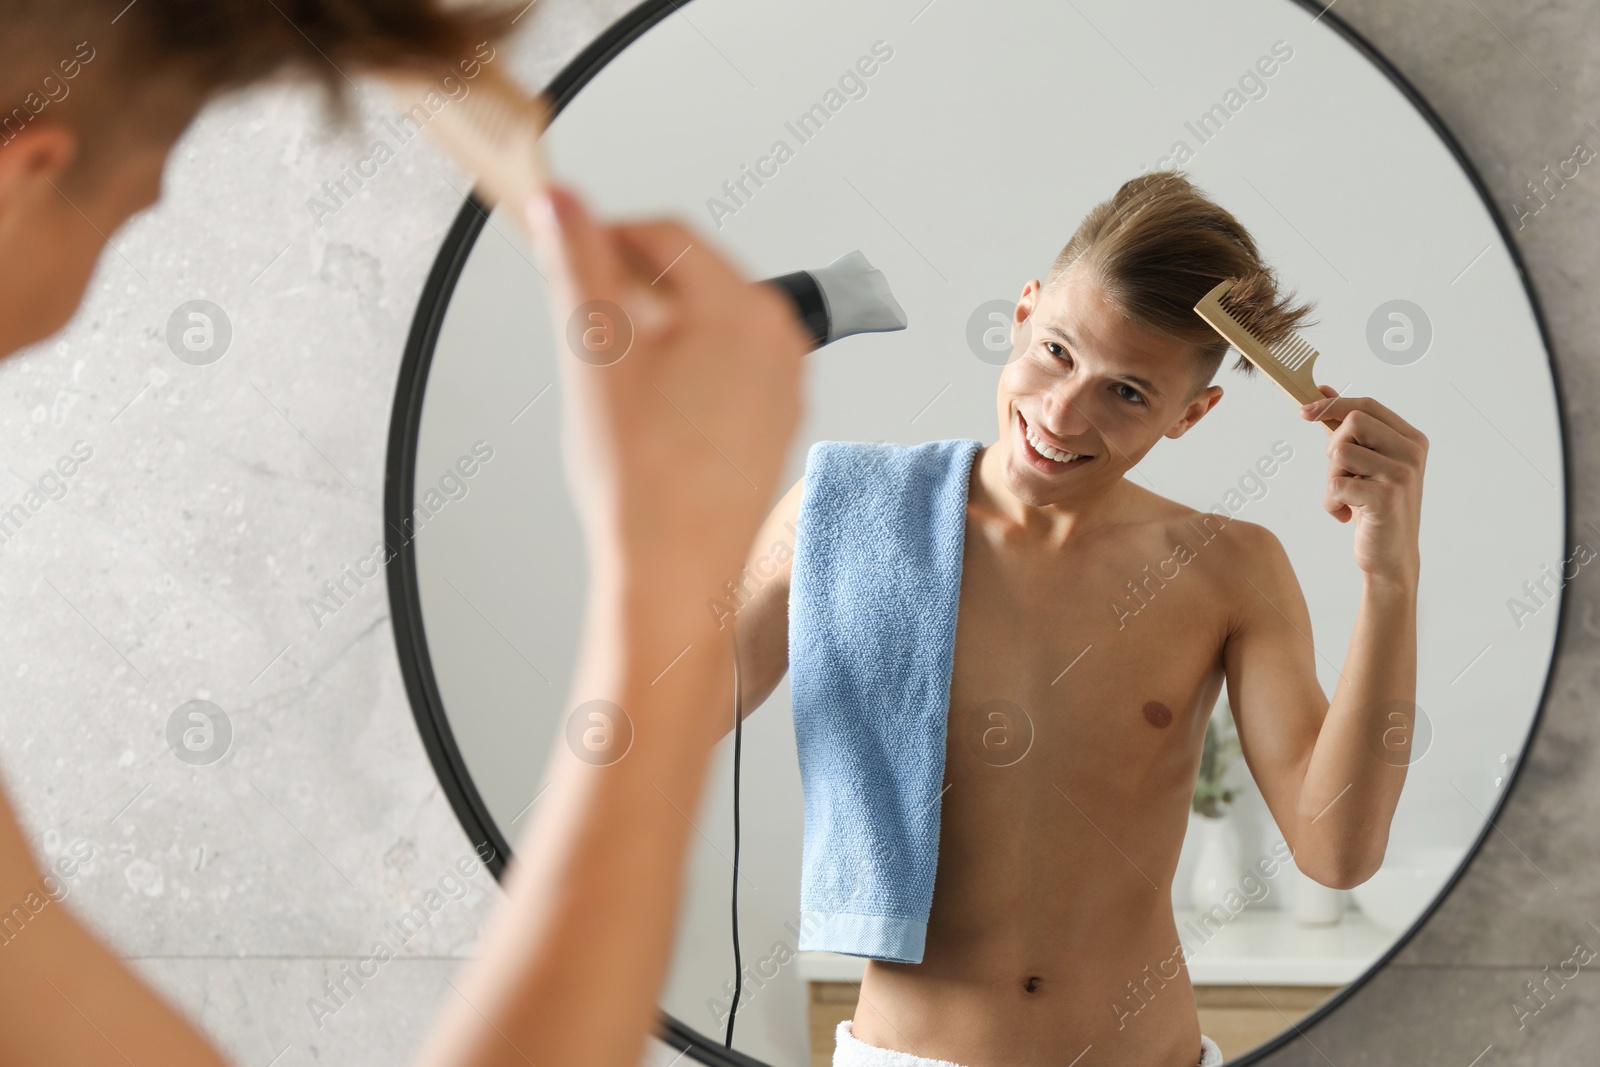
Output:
[385, 0, 1566, 1063]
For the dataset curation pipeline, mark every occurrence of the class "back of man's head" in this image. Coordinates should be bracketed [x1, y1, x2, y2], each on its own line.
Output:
[0, 0, 521, 189]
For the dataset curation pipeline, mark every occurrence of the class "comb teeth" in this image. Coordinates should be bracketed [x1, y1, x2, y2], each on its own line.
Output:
[381, 67, 550, 224]
[1193, 277, 1323, 409]
[463, 90, 525, 151]
[1267, 332, 1317, 372]
[1216, 288, 1318, 372]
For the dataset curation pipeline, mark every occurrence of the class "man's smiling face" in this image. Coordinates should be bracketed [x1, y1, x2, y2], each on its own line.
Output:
[992, 257, 1224, 508]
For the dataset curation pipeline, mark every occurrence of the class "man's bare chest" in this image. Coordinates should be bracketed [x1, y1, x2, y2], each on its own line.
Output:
[943, 516, 1232, 782]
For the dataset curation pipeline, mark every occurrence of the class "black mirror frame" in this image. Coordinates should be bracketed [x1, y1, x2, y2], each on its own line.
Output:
[383, 1, 1570, 1063]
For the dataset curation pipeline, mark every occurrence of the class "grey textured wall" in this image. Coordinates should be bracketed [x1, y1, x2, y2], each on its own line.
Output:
[0, 3, 639, 1066]
[0, 1, 1591, 1066]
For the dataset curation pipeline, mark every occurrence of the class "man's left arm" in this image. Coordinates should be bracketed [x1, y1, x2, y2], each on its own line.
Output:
[1223, 386, 1428, 889]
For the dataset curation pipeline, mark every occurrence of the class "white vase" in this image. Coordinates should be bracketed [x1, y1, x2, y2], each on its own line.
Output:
[1293, 865, 1346, 926]
[1189, 812, 1241, 912]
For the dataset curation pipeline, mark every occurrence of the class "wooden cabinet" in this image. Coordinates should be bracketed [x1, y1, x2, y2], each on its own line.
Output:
[809, 982, 863, 1067]
[1190, 984, 1338, 1061]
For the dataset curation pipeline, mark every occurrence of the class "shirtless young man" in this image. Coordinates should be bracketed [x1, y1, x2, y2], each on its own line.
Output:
[734, 173, 1429, 1067]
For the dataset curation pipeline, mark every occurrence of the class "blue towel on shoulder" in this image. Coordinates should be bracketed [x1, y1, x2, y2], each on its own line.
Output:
[788, 437, 984, 963]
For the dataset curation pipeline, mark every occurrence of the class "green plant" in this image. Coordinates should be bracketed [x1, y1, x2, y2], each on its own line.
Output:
[1192, 704, 1242, 819]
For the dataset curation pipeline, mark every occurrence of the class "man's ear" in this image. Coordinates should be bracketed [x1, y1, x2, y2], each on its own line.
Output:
[0, 124, 78, 209]
[1017, 279, 1041, 323]
[1164, 384, 1223, 440]
[1009, 279, 1042, 355]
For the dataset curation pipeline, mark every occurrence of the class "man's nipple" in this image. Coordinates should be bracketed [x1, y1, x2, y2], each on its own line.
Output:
[1142, 701, 1173, 728]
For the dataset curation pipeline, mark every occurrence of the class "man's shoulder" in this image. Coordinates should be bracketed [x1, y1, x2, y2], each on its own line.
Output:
[1127, 487, 1289, 579]
[1179, 508, 1294, 593]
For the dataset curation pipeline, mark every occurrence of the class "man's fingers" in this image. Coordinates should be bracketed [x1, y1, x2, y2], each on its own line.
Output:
[528, 185, 678, 341]
[1301, 384, 1340, 420]
[527, 184, 622, 310]
[611, 220, 743, 302]
[1326, 442, 1369, 480]
[1301, 388, 1425, 445]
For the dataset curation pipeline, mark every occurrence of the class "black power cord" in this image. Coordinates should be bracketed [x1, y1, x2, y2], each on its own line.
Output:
[725, 627, 744, 1048]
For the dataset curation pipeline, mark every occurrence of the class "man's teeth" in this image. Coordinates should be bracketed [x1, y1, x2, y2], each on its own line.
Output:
[1026, 424, 1087, 464]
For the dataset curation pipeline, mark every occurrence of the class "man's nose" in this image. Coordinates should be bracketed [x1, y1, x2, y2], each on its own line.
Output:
[1039, 377, 1094, 438]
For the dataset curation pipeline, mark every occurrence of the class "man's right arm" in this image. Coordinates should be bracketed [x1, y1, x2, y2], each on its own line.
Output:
[729, 475, 805, 721]
[413, 183, 811, 1067]
[0, 787, 230, 1067]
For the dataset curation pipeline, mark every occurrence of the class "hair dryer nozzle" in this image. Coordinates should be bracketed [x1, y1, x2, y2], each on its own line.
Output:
[762, 250, 908, 350]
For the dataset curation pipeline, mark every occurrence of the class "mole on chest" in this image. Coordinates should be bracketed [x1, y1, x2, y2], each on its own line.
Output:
[1141, 700, 1174, 728]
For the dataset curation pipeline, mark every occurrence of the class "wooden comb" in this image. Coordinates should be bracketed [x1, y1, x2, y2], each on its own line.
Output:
[380, 66, 553, 233]
[380, 66, 669, 326]
[1194, 278, 1340, 429]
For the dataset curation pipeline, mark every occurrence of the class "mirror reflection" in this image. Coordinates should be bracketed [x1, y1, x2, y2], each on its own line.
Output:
[394, 0, 1563, 1063]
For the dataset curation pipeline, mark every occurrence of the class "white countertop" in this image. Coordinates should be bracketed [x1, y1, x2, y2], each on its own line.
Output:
[797, 907, 1395, 987]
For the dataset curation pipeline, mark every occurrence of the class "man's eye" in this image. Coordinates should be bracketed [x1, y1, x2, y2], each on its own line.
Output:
[1042, 344, 1143, 404]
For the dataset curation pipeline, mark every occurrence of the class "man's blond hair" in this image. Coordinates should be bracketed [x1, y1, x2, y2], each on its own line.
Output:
[1048, 171, 1318, 397]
